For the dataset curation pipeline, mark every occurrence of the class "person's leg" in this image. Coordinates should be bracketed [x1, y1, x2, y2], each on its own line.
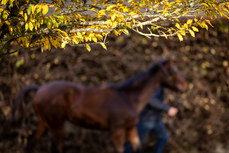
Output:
[152, 120, 169, 153]
[124, 119, 154, 153]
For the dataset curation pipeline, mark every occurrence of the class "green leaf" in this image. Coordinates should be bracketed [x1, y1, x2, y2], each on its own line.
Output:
[28, 5, 32, 15]
[2, 11, 9, 20]
[16, 58, 24, 67]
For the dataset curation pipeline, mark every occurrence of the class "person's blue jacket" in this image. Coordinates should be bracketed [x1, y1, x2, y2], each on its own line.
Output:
[140, 88, 170, 121]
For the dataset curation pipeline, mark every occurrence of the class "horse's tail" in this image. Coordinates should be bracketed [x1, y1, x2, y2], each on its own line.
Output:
[6, 85, 40, 126]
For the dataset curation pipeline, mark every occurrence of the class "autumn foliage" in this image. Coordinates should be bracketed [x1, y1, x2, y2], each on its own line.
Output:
[0, 0, 229, 54]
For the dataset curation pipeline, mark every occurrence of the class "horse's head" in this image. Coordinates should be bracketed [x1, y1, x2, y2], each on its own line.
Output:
[153, 58, 187, 92]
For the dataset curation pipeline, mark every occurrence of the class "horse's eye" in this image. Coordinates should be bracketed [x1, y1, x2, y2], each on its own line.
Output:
[170, 66, 178, 74]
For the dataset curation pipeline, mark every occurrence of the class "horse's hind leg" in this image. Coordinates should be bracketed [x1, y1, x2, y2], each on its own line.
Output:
[26, 120, 48, 153]
[111, 128, 126, 153]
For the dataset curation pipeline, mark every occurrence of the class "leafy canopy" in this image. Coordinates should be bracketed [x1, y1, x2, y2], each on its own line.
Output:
[0, 0, 229, 54]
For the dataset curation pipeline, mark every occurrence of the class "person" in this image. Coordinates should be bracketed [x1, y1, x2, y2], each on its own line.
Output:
[124, 87, 178, 153]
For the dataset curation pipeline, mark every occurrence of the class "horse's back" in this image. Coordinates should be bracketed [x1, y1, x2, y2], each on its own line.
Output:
[34, 80, 80, 102]
[33, 81, 82, 127]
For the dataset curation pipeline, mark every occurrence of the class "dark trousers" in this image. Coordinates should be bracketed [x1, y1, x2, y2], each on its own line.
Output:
[124, 119, 169, 153]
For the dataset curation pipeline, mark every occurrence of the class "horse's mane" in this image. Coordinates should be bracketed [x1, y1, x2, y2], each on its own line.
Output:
[108, 62, 160, 90]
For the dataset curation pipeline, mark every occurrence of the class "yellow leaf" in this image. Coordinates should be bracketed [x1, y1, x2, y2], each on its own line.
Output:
[162, 32, 167, 39]
[100, 43, 107, 50]
[36, 5, 42, 13]
[92, 37, 97, 43]
[72, 38, 79, 44]
[55, 7, 59, 13]
[9, 26, 13, 34]
[199, 21, 208, 30]
[205, 20, 214, 27]
[25, 40, 29, 48]
[86, 44, 91, 52]
[129, 11, 136, 16]
[19, 10, 23, 16]
[111, 21, 117, 28]
[177, 33, 183, 41]
[175, 23, 181, 29]
[25, 22, 29, 30]
[126, 22, 131, 29]
[189, 29, 195, 37]
[222, 14, 229, 19]
[105, 20, 112, 26]
[54, 29, 68, 37]
[201, 3, 209, 7]
[96, 34, 103, 40]
[97, 10, 106, 17]
[111, 13, 116, 21]
[184, 23, 188, 29]
[187, 19, 193, 25]
[132, 18, 135, 24]
[106, 4, 115, 11]
[1, 0, 8, 5]
[29, 22, 33, 31]
[123, 29, 129, 35]
[31, 5, 35, 14]
[77, 32, 83, 39]
[5, 20, 10, 26]
[44, 37, 51, 50]
[84, 36, 89, 42]
[163, 7, 167, 15]
[42, 5, 49, 15]
[192, 26, 199, 32]
[180, 30, 186, 36]
[61, 41, 67, 48]
[113, 30, 121, 36]
[24, 13, 28, 22]
[138, 22, 143, 29]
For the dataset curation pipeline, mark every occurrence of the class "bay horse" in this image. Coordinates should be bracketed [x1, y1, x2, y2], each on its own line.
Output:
[8, 58, 187, 153]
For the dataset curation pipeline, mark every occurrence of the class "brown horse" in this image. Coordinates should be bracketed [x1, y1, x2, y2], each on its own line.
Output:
[9, 58, 187, 153]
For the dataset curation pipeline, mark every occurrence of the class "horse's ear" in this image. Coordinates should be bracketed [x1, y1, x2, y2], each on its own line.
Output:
[154, 56, 169, 65]
[162, 58, 170, 66]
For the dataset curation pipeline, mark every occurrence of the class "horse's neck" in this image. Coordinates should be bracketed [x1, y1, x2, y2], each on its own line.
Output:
[124, 72, 162, 114]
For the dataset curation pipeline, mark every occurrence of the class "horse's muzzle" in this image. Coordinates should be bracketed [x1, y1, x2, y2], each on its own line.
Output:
[177, 82, 188, 93]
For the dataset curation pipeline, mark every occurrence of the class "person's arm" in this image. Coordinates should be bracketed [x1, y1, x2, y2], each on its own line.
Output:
[148, 98, 178, 116]
[148, 97, 170, 112]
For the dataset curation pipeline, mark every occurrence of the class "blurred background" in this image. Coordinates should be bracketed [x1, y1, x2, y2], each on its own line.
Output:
[0, 18, 228, 153]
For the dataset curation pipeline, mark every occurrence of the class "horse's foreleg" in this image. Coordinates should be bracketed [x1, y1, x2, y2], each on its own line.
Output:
[111, 128, 126, 153]
[50, 126, 64, 153]
[126, 127, 141, 153]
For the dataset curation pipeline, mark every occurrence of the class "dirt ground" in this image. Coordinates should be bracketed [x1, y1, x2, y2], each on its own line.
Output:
[0, 18, 229, 153]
